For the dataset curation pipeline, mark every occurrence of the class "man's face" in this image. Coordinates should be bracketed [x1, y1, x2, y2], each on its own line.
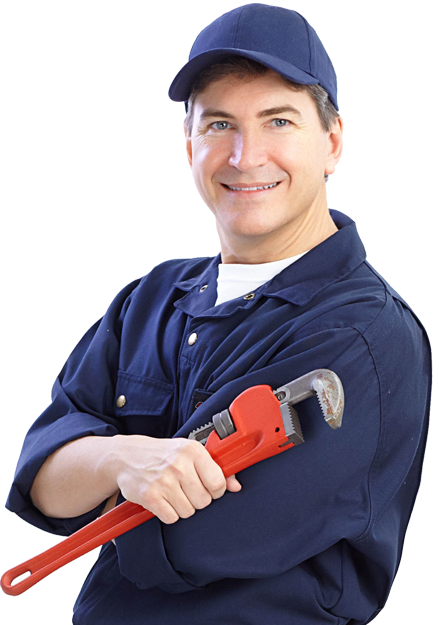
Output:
[185, 70, 342, 256]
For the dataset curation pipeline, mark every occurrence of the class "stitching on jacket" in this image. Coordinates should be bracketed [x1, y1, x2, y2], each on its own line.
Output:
[118, 370, 174, 393]
[350, 329, 382, 543]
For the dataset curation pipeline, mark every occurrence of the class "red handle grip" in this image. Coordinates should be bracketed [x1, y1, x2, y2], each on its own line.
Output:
[1, 502, 154, 595]
[2, 385, 292, 595]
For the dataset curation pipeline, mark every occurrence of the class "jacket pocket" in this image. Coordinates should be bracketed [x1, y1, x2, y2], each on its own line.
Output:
[189, 388, 214, 417]
[114, 370, 175, 436]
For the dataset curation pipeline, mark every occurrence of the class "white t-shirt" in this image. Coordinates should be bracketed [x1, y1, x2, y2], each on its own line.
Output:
[215, 251, 308, 306]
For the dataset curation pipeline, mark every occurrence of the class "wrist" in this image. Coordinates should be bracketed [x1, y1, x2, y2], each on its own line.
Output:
[95, 434, 124, 498]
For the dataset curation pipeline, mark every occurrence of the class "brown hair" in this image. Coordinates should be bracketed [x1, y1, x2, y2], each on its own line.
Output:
[183, 55, 340, 138]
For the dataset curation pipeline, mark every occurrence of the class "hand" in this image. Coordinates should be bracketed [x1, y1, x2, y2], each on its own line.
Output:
[101, 472, 241, 545]
[101, 474, 241, 517]
[107, 435, 241, 525]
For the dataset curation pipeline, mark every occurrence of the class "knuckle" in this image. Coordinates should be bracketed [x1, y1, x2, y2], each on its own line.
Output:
[211, 484, 226, 499]
[211, 477, 226, 492]
[196, 493, 212, 509]
[180, 506, 196, 519]
[140, 489, 158, 509]
[187, 438, 202, 452]
[188, 439, 205, 458]
[170, 462, 186, 479]
[156, 473, 174, 490]
[141, 483, 165, 506]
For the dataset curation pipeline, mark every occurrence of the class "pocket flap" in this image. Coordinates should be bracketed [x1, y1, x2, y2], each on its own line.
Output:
[115, 371, 174, 417]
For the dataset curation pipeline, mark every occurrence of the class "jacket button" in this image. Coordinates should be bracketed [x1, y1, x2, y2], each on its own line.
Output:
[116, 395, 127, 408]
[188, 332, 198, 345]
[199, 284, 209, 292]
[243, 292, 255, 300]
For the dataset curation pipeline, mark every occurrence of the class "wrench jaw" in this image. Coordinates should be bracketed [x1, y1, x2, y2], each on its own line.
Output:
[189, 369, 344, 446]
[275, 369, 344, 431]
[188, 409, 237, 446]
[279, 403, 305, 447]
[312, 373, 344, 430]
[188, 421, 216, 445]
[188, 401, 304, 449]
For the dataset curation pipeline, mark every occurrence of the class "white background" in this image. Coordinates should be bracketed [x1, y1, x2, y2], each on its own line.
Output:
[0, 1, 438, 366]
[0, 0, 439, 620]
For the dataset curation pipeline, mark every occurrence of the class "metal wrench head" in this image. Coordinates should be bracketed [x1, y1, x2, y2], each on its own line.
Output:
[274, 369, 344, 430]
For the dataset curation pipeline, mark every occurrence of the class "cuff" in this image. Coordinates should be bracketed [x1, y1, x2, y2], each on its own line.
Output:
[114, 493, 201, 593]
[62, 499, 109, 534]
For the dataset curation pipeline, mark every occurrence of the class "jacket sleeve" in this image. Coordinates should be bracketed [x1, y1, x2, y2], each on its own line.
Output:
[114, 302, 431, 622]
[5, 278, 141, 536]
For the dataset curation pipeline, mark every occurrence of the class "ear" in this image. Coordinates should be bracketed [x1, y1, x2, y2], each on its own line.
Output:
[325, 116, 343, 176]
[184, 121, 193, 169]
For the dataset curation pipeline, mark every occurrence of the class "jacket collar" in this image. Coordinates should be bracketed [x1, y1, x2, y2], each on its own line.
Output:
[173, 210, 366, 315]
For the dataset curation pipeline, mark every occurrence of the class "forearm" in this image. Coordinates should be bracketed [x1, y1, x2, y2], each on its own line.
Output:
[30, 435, 122, 519]
[30, 432, 239, 525]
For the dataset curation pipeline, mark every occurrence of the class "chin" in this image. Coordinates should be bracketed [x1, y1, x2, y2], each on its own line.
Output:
[226, 219, 282, 239]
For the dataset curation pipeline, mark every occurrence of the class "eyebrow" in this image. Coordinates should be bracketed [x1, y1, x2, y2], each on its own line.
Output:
[198, 105, 303, 122]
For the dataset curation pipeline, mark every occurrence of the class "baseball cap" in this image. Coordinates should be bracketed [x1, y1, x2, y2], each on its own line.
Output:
[168, 3, 338, 112]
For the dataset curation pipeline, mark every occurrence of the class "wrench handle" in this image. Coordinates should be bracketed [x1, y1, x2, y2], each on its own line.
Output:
[1, 501, 154, 595]
[2, 385, 291, 595]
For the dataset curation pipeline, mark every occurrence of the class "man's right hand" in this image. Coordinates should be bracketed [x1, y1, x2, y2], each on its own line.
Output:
[108, 435, 241, 525]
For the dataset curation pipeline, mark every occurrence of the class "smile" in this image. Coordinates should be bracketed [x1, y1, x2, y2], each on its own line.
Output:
[222, 181, 281, 192]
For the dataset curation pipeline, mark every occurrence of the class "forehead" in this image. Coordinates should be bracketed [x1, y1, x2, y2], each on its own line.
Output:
[192, 70, 316, 119]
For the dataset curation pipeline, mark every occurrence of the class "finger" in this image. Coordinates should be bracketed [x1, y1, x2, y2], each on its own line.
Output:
[226, 475, 242, 492]
[193, 449, 226, 499]
[151, 495, 182, 525]
[132, 484, 183, 525]
[180, 465, 213, 511]
[166, 484, 195, 522]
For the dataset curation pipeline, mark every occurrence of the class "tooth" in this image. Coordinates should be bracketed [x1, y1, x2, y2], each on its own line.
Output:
[228, 182, 278, 191]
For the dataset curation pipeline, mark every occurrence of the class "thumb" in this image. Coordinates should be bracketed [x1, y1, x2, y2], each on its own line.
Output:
[226, 474, 242, 492]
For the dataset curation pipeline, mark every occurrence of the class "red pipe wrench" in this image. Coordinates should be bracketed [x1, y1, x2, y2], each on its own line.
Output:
[1, 368, 344, 596]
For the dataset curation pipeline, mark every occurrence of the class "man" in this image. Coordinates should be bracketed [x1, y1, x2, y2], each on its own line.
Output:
[5, 4, 431, 624]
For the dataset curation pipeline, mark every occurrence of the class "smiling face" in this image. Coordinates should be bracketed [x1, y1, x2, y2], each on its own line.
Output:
[185, 70, 343, 263]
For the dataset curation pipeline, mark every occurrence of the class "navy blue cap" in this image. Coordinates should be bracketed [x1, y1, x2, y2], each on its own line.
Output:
[168, 3, 338, 111]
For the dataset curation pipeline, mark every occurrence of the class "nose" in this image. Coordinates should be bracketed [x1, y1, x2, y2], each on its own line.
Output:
[228, 129, 268, 171]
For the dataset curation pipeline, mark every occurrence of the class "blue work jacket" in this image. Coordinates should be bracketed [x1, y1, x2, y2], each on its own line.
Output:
[6, 210, 431, 624]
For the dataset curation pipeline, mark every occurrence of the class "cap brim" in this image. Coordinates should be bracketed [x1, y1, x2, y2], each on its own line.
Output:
[168, 48, 319, 102]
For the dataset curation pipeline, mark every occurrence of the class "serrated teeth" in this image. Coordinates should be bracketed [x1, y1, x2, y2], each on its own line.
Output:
[313, 375, 343, 429]
[188, 421, 214, 443]
[288, 404, 295, 422]
[191, 421, 213, 434]
[316, 390, 325, 414]
[279, 402, 304, 445]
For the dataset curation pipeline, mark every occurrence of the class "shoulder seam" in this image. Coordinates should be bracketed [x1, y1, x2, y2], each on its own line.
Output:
[292, 289, 388, 342]
[349, 327, 383, 543]
[355, 284, 388, 339]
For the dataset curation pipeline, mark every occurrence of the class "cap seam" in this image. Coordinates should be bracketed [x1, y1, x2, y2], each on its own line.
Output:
[298, 13, 313, 75]
[233, 4, 248, 49]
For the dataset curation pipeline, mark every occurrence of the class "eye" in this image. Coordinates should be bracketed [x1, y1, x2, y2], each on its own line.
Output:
[211, 121, 231, 130]
[271, 118, 290, 127]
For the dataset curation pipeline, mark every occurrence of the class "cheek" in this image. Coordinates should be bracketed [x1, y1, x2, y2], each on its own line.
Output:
[283, 137, 326, 177]
[193, 142, 227, 183]
[270, 136, 310, 170]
